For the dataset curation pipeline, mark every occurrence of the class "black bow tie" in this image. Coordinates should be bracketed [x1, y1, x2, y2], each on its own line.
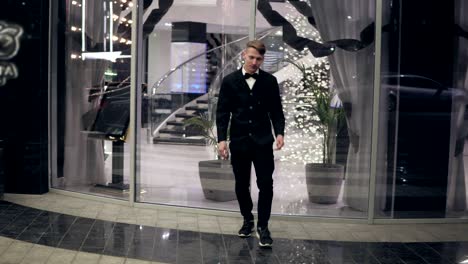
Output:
[244, 73, 258, 79]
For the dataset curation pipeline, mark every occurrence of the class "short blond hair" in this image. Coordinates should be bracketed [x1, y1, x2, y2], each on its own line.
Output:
[246, 40, 266, 55]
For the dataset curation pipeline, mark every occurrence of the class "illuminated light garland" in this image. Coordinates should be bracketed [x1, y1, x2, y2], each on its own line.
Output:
[276, 3, 331, 166]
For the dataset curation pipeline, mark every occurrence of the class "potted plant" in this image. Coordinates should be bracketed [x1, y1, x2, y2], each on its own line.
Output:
[184, 113, 236, 202]
[289, 60, 346, 204]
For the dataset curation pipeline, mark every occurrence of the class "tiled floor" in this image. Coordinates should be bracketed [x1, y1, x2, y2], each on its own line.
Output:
[1, 193, 468, 264]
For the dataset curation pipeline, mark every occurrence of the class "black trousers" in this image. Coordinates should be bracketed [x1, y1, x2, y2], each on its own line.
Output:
[230, 140, 274, 228]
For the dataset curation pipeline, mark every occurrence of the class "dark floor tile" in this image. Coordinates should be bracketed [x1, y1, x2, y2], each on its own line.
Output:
[52, 214, 77, 227]
[155, 228, 178, 242]
[427, 242, 468, 263]
[224, 236, 252, 258]
[103, 248, 128, 257]
[178, 230, 199, 241]
[87, 227, 113, 239]
[74, 217, 95, 225]
[112, 222, 136, 235]
[67, 225, 92, 235]
[80, 246, 105, 254]
[82, 237, 108, 248]
[0, 227, 25, 238]
[153, 240, 178, 263]
[58, 240, 83, 251]
[133, 225, 156, 239]
[2, 201, 468, 264]
[36, 211, 61, 220]
[178, 240, 202, 262]
[105, 236, 133, 250]
[17, 230, 45, 243]
[252, 248, 280, 264]
[107, 232, 134, 247]
[25, 223, 50, 232]
[368, 247, 405, 264]
[103, 239, 130, 258]
[131, 237, 154, 249]
[127, 246, 154, 261]
[20, 209, 43, 219]
[37, 235, 62, 247]
[201, 234, 227, 263]
[91, 219, 114, 229]
[43, 226, 68, 237]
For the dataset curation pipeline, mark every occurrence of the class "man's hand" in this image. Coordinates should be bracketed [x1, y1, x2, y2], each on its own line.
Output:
[218, 141, 229, 159]
[275, 135, 284, 150]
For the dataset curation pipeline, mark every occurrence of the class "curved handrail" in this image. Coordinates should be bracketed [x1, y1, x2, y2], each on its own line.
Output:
[148, 28, 281, 136]
[150, 28, 279, 95]
[206, 27, 287, 120]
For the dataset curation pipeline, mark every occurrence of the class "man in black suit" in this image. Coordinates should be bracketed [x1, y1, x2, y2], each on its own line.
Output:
[216, 40, 285, 248]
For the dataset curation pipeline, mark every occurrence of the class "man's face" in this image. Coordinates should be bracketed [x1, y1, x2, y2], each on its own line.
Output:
[242, 47, 264, 74]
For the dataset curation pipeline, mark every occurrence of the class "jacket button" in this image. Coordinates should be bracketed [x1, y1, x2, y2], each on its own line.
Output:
[249, 133, 252, 136]
[249, 106, 253, 110]
[248, 120, 252, 123]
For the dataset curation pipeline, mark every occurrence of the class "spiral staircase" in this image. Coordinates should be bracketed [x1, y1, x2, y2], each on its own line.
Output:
[148, 28, 286, 146]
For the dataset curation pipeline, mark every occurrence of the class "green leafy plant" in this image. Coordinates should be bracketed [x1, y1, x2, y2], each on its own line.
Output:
[289, 60, 346, 164]
[184, 112, 226, 157]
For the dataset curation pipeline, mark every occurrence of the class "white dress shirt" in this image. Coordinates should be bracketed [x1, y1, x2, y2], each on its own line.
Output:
[242, 68, 259, 90]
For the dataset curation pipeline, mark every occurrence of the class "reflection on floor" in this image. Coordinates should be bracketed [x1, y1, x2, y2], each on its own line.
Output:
[135, 143, 365, 218]
[1, 194, 468, 264]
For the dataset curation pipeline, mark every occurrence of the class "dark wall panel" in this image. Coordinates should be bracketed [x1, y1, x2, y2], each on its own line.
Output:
[0, 0, 49, 194]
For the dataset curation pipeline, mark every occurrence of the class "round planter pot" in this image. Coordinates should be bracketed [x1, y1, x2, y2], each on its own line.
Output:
[198, 160, 237, 202]
[305, 163, 344, 204]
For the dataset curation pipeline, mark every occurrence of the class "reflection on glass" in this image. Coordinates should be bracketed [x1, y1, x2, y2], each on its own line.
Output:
[136, 0, 375, 219]
[254, 1, 375, 218]
[51, 0, 133, 200]
[376, 0, 468, 218]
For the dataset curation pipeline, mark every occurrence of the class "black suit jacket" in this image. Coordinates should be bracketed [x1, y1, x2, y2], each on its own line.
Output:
[216, 69, 285, 147]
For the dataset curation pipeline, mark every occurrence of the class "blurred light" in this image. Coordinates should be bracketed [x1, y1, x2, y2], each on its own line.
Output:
[82, 51, 131, 62]
[71, 0, 77, 5]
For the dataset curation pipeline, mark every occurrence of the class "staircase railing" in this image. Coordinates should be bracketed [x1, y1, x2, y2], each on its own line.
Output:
[147, 28, 281, 141]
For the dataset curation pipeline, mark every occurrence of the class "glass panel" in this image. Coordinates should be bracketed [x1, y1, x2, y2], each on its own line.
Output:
[137, 0, 253, 209]
[50, 0, 134, 200]
[254, 0, 375, 218]
[376, 0, 468, 218]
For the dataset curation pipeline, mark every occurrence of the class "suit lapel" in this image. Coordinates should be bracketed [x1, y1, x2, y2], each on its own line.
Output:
[234, 69, 251, 92]
[251, 70, 264, 92]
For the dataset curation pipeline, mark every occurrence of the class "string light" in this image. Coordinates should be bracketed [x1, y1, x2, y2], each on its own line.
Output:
[276, 3, 330, 165]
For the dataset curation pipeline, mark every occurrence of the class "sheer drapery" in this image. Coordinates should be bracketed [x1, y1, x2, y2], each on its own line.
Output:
[308, 0, 375, 211]
[447, 0, 468, 213]
[58, 1, 123, 187]
[62, 60, 107, 186]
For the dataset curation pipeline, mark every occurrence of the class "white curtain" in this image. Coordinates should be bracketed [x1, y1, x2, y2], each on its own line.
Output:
[446, 0, 468, 213]
[58, 1, 123, 187]
[308, 0, 376, 211]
